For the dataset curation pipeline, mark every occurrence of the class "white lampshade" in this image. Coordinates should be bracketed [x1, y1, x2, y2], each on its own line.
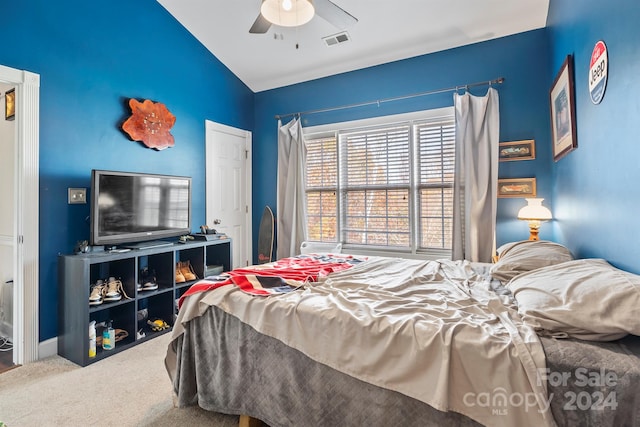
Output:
[261, 0, 315, 27]
[517, 198, 552, 221]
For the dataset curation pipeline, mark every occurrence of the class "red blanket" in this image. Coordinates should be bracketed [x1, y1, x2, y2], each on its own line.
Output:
[178, 254, 364, 308]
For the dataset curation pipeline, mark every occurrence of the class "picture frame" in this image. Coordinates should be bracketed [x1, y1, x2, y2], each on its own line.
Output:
[5, 88, 15, 121]
[499, 140, 536, 162]
[549, 55, 577, 161]
[497, 178, 536, 198]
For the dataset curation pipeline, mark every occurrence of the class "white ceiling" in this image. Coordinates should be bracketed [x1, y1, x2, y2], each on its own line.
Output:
[157, 0, 549, 93]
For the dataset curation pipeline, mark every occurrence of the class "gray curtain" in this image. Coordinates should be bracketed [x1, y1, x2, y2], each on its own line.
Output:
[276, 118, 307, 259]
[452, 88, 499, 262]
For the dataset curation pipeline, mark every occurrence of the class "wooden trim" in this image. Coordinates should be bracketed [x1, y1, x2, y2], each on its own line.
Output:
[239, 415, 267, 427]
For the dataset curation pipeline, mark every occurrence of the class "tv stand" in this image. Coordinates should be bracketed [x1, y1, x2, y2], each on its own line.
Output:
[121, 240, 175, 250]
[58, 239, 231, 366]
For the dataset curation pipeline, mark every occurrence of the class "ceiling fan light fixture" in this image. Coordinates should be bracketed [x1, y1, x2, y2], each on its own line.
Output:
[261, 0, 315, 27]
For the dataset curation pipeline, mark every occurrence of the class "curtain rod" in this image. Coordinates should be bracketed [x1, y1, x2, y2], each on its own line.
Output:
[274, 77, 504, 120]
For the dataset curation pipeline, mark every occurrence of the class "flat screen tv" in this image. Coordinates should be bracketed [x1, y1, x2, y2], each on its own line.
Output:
[90, 169, 192, 247]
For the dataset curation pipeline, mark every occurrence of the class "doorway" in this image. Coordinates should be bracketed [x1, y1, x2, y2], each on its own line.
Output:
[0, 64, 40, 369]
[0, 81, 15, 371]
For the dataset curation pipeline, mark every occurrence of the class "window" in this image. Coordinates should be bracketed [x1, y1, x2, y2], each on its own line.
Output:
[341, 125, 411, 247]
[304, 108, 455, 256]
[305, 137, 338, 241]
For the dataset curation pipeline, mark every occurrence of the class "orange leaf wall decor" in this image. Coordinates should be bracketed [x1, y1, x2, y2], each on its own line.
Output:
[122, 99, 176, 150]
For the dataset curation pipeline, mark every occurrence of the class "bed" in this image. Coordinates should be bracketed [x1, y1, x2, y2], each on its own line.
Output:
[165, 240, 640, 427]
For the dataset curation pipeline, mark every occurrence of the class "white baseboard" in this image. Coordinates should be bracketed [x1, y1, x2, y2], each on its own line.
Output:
[38, 336, 57, 359]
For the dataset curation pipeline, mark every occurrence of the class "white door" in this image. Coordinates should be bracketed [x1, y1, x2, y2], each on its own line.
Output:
[205, 120, 252, 269]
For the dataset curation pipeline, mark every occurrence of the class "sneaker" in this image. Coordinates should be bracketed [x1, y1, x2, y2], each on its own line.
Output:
[89, 280, 105, 306]
[104, 277, 129, 302]
[140, 268, 158, 291]
[142, 281, 158, 291]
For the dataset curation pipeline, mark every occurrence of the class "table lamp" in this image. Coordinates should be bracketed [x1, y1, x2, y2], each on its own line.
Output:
[517, 198, 552, 241]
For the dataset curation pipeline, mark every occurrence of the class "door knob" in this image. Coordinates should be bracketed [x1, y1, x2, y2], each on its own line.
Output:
[213, 219, 222, 225]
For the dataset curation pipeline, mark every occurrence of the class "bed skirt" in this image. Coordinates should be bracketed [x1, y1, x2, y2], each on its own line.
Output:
[169, 305, 482, 427]
[168, 305, 640, 427]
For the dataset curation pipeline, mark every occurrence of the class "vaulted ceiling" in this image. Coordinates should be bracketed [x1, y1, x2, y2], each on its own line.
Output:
[157, 0, 549, 92]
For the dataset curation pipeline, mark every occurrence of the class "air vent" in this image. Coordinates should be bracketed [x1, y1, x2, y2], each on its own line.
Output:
[322, 31, 351, 47]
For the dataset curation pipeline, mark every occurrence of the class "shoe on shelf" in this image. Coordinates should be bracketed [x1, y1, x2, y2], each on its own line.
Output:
[179, 260, 198, 281]
[104, 276, 129, 302]
[89, 280, 105, 306]
[142, 282, 158, 291]
[142, 279, 158, 291]
[139, 268, 158, 291]
[175, 264, 186, 283]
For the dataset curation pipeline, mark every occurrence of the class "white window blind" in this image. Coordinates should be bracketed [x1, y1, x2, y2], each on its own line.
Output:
[305, 137, 338, 241]
[340, 125, 411, 247]
[304, 107, 455, 256]
[416, 118, 455, 250]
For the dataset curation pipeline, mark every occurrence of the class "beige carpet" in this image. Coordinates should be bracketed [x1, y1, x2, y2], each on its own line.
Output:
[0, 333, 239, 427]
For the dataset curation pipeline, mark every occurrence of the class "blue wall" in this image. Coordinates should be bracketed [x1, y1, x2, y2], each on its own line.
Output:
[547, 0, 640, 274]
[4, 1, 634, 343]
[254, 29, 554, 252]
[0, 0, 254, 341]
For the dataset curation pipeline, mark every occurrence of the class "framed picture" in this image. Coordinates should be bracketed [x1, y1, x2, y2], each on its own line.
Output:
[549, 55, 577, 161]
[499, 140, 536, 162]
[5, 88, 15, 121]
[497, 178, 536, 198]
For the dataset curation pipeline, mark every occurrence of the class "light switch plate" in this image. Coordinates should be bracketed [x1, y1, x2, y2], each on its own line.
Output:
[68, 188, 87, 204]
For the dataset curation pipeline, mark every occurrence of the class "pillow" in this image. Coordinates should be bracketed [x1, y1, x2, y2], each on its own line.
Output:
[496, 240, 521, 256]
[300, 241, 343, 254]
[490, 240, 573, 283]
[509, 258, 640, 341]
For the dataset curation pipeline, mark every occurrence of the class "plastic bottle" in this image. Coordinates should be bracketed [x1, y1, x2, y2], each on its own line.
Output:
[109, 322, 116, 349]
[89, 321, 96, 358]
[102, 320, 115, 350]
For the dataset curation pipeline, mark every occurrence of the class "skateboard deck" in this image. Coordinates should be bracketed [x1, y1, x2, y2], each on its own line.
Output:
[257, 206, 274, 264]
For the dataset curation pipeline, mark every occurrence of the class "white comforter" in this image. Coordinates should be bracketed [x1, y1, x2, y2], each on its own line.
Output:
[172, 256, 555, 427]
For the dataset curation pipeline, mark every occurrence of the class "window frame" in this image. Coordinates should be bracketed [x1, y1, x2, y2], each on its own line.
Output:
[303, 107, 454, 259]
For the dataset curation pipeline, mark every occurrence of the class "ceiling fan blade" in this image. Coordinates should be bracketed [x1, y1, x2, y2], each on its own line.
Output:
[249, 13, 271, 34]
[313, 0, 358, 29]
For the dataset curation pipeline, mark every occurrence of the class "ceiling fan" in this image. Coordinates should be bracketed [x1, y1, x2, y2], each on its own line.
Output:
[249, 0, 358, 34]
